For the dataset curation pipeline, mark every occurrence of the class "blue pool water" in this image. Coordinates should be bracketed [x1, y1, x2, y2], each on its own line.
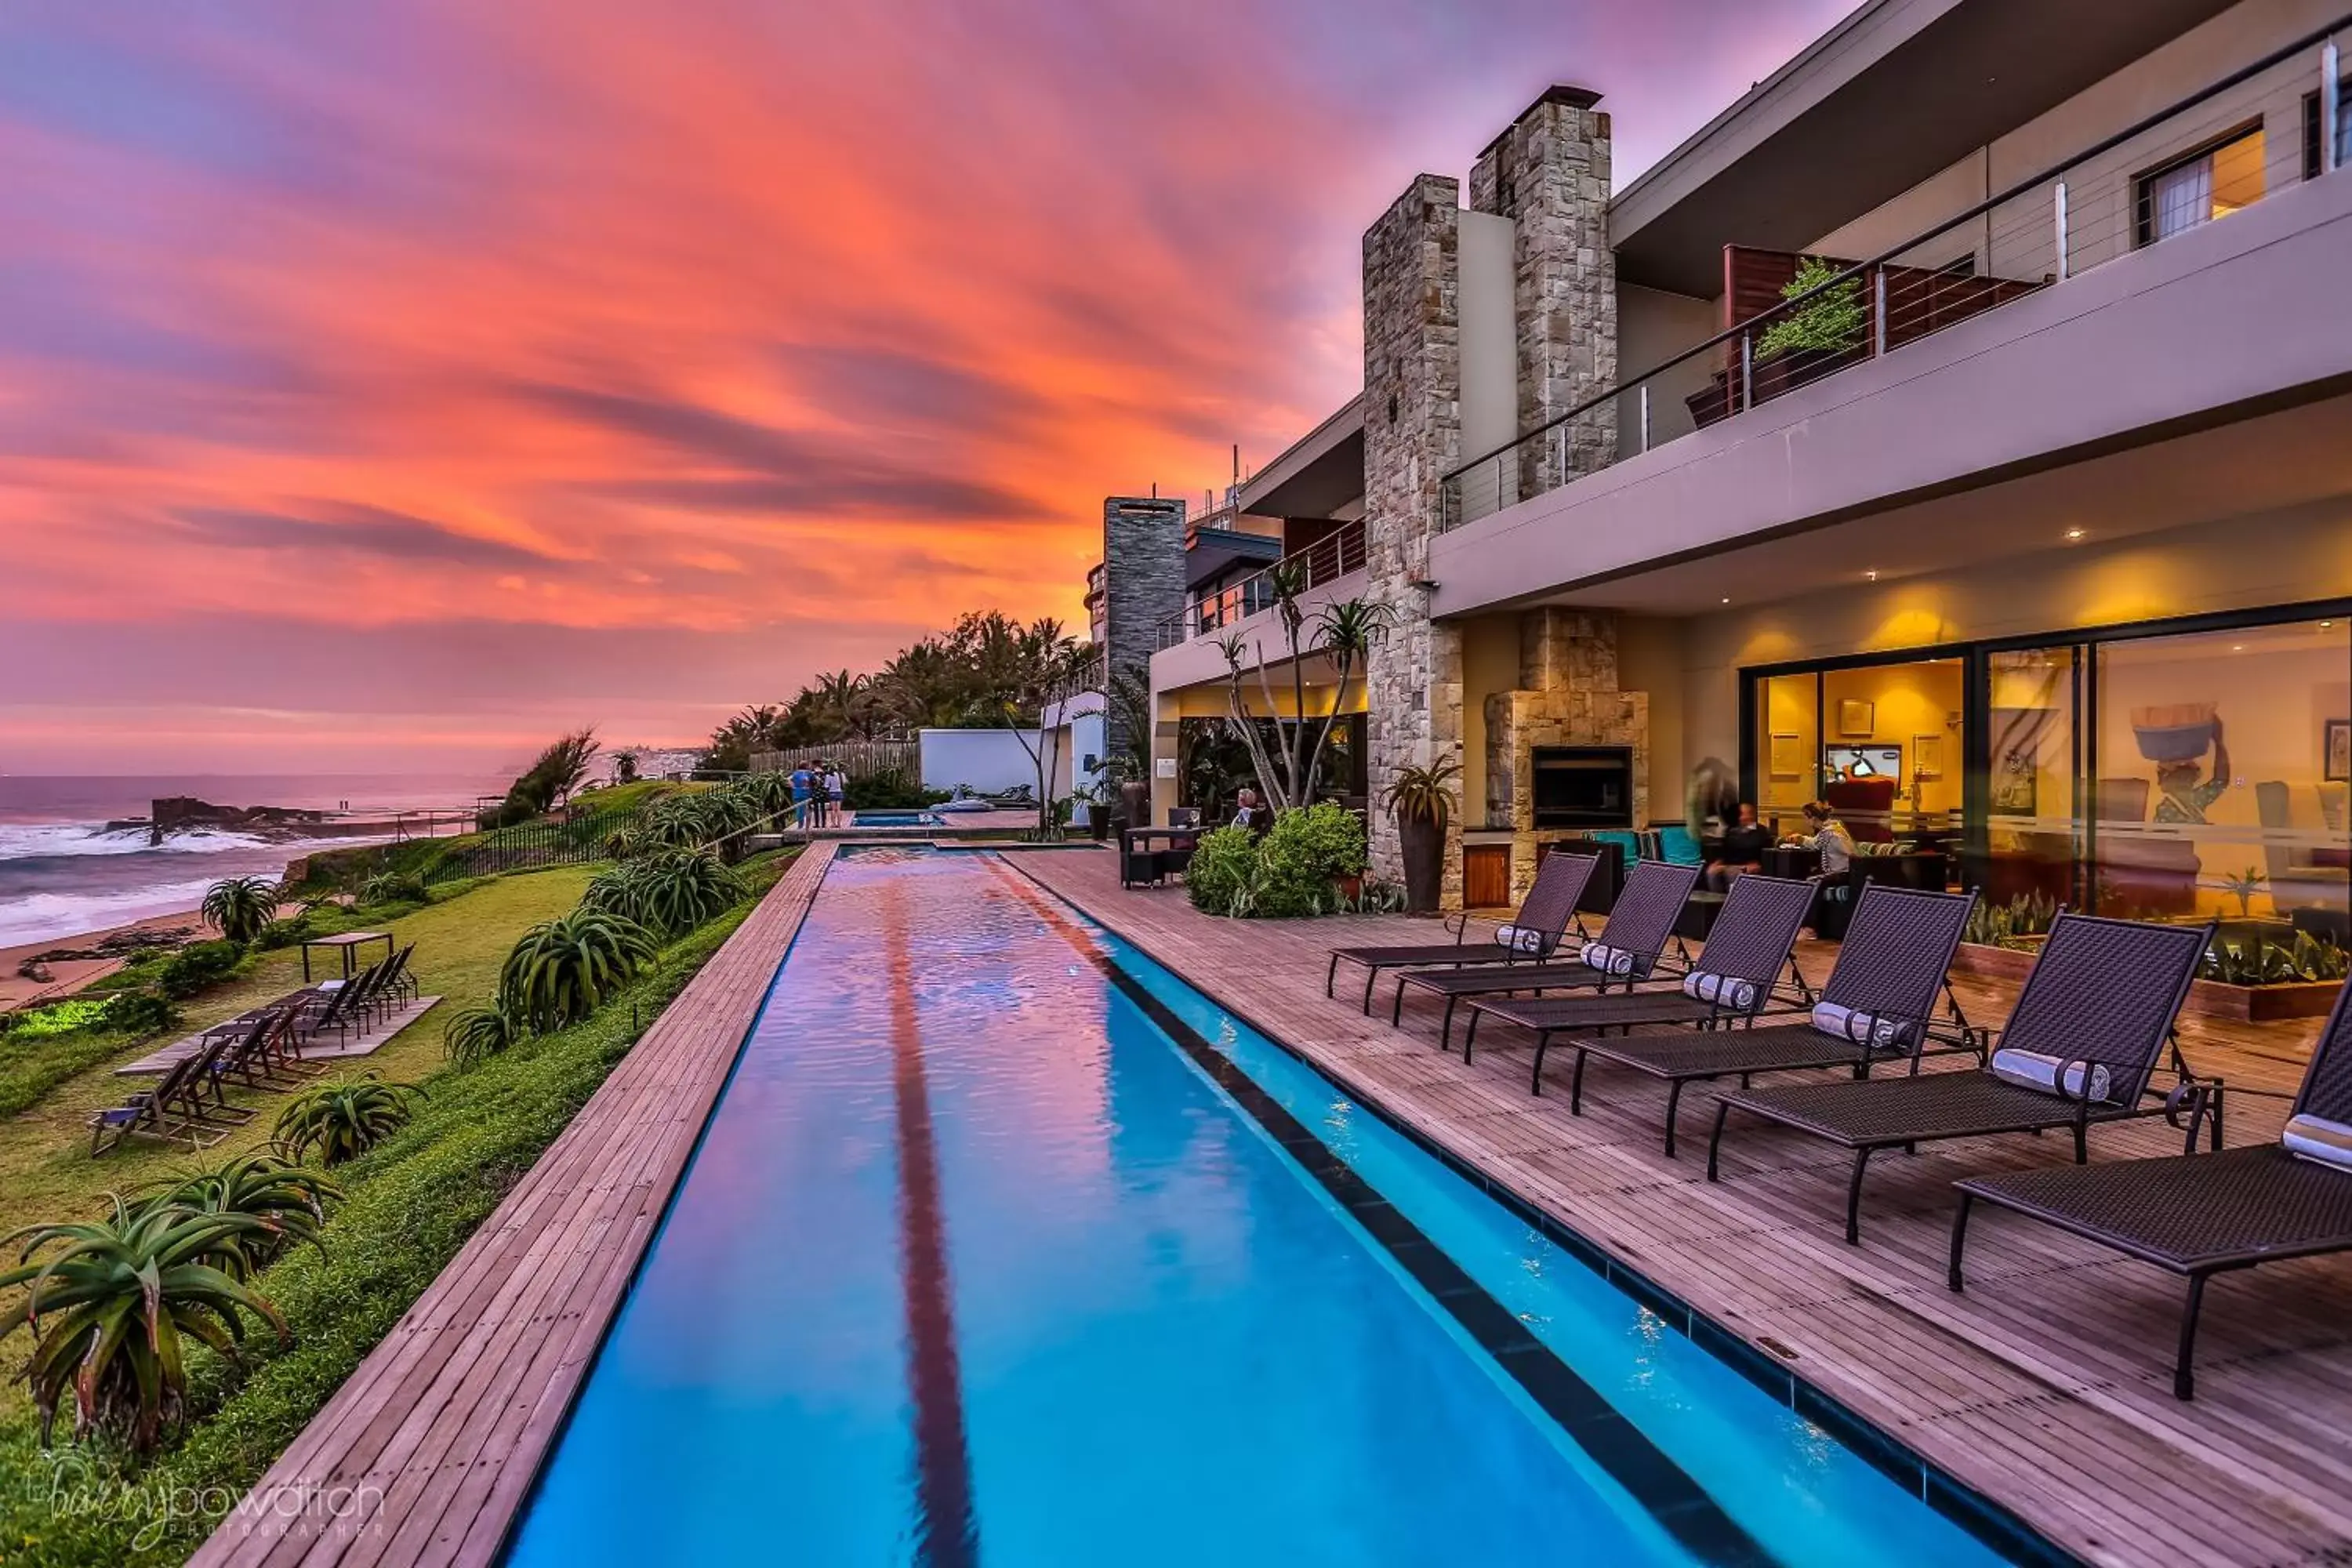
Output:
[855, 809, 942, 827]
[505, 849, 2014, 1566]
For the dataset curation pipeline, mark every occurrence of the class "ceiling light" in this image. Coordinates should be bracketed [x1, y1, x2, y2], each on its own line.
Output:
[2323, 621, 2336, 630]
[2231, 644, 2245, 652]
[1864, 570, 1878, 582]
[1720, 597, 1732, 604]
[2064, 527, 2085, 541]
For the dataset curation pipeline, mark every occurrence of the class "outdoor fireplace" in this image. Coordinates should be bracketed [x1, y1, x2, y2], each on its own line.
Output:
[1531, 746, 1634, 829]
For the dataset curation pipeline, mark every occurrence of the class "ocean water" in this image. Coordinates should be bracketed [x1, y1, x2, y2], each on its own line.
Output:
[0, 773, 504, 950]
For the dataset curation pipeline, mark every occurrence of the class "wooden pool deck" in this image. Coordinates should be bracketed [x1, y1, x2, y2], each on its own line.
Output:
[189, 843, 837, 1568]
[1014, 849, 2352, 1568]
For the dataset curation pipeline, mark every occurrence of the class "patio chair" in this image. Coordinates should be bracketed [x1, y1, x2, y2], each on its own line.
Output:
[1948, 977, 2352, 1399]
[1457, 871, 1817, 1074]
[87, 1031, 245, 1156]
[1325, 851, 1598, 1013]
[1523, 884, 1977, 1154]
[209, 1007, 318, 1093]
[1705, 912, 2217, 1243]
[1390, 859, 1702, 1049]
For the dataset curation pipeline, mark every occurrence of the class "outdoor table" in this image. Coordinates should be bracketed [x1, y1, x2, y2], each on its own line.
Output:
[303, 931, 393, 983]
[1120, 828, 1200, 888]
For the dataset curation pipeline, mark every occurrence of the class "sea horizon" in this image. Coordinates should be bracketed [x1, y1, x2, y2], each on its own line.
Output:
[0, 770, 514, 952]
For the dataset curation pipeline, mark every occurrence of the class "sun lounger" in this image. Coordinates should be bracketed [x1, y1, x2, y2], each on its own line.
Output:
[87, 1029, 245, 1155]
[1325, 852, 1597, 1013]
[1706, 912, 2216, 1243]
[1389, 860, 1702, 1047]
[1948, 977, 2352, 1399]
[1456, 871, 1817, 1077]
[1516, 885, 1978, 1154]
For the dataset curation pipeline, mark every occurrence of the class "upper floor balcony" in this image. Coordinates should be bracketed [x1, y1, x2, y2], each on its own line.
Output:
[1152, 518, 1367, 650]
[1443, 10, 2352, 540]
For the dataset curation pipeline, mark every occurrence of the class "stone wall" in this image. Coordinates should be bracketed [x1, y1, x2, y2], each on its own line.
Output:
[1361, 176, 1465, 899]
[1469, 85, 1617, 499]
[1482, 609, 1649, 902]
[1101, 495, 1186, 768]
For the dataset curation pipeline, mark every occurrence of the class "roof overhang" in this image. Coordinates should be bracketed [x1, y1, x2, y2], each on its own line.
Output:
[1240, 392, 1367, 519]
[1609, 0, 2238, 298]
[1184, 529, 1284, 591]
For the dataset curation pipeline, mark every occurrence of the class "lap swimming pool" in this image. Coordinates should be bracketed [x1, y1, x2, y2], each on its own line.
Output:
[504, 848, 2021, 1566]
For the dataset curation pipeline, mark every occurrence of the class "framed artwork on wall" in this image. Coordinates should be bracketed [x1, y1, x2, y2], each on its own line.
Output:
[1913, 735, 1944, 779]
[1837, 699, 1875, 735]
[1989, 707, 2053, 817]
[1768, 733, 1806, 780]
[2328, 718, 2350, 783]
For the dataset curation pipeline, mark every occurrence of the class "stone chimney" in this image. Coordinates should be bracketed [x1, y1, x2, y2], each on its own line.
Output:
[1470, 85, 1617, 495]
[1100, 495, 1185, 764]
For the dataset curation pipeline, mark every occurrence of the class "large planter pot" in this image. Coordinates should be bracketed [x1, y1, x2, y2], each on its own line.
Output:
[1399, 816, 1445, 915]
[1118, 780, 1152, 833]
[1088, 808, 1110, 843]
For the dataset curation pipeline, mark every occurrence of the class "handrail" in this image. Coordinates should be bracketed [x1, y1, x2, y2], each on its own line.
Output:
[1152, 518, 1367, 646]
[1441, 12, 2352, 490]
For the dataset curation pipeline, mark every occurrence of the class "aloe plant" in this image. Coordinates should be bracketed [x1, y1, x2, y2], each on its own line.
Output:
[0, 1201, 289, 1447]
[442, 996, 528, 1065]
[126, 1152, 341, 1276]
[200, 875, 278, 946]
[500, 907, 656, 1030]
[1381, 756, 1463, 829]
[584, 848, 742, 937]
[274, 1074, 427, 1165]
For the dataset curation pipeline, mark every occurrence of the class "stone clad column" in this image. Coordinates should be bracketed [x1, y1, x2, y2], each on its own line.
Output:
[1470, 85, 1617, 496]
[1101, 495, 1185, 768]
[1362, 176, 1465, 902]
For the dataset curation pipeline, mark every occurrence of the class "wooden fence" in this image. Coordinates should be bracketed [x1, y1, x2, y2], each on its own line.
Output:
[750, 741, 920, 779]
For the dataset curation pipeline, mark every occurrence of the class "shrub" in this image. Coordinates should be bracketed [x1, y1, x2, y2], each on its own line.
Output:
[500, 908, 657, 1031]
[99, 988, 180, 1037]
[0, 1203, 289, 1448]
[250, 913, 314, 952]
[1185, 826, 1259, 916]
[274, 1074, 428, 1166]
[1248, 804, 1369, 918]
[158, 939, 245, 999]
[200, 877, 278, 946]
[0, 997, 109, 1039]
[359, 870, 430, 908]
[844, 768, 942, 810]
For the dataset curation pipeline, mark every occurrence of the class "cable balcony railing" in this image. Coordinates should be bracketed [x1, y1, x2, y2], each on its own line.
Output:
[1153, 519, 1368, 648]
[1443, 17, 2351, 530]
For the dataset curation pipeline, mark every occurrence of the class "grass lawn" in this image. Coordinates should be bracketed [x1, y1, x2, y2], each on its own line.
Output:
[0, 865, 596, 1422]
[0, 853, 793, 1562]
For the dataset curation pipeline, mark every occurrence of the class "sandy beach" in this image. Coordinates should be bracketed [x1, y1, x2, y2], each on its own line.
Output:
[0, 906, 212, 1011]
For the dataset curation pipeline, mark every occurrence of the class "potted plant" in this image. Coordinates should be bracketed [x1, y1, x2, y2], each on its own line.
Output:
[1754, 256, 1867, 395]
[1381, 756, 1460, 916]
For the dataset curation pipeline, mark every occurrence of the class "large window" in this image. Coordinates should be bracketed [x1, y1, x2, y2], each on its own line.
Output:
[2136, 125, 2264, 245]
[1745, 655, 1965, 841]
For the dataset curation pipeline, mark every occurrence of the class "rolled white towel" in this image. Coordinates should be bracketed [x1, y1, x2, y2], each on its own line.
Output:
[1681, 971, 1758, 1010]
[2282, 1113, 2352, 1174]
[1582, 942, 1636, 977]
[1988, 1046, 2112, 1103]
[1491, 924, 1549, 954]
[1809, 1001, 1914, 1050]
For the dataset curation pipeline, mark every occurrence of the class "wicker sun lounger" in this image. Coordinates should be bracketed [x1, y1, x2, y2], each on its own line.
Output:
[1516, 885, 1979, 1154]
[1389, 860, 1702, 1047]
[1457, 873, 1817, 1073]
[1705, 912, 2217, 1243]
[87, 1028, 247, 1156]
[1949, 978, 2352, 1399]
[1325, 851, 1596, 1013]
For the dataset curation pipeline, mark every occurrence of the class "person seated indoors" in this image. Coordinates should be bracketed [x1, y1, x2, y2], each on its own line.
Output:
[1704, 802, 1770, 891]
[1782, 800, 1856, 875]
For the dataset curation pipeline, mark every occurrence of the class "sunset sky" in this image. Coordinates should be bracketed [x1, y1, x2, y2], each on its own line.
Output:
[0, 0, 1857, 775]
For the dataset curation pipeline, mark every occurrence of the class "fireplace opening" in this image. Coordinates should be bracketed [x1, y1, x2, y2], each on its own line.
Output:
[1531, 746, 1633, 829]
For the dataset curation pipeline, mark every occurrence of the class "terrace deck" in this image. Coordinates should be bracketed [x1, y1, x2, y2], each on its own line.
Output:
[1015, 849, 2352, 1568]
[190, 843, 836, 1568]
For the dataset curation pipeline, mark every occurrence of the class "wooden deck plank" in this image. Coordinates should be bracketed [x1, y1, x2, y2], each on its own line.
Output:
[191, 844, 834, 1568]
[1014, 848, 2352, 1568]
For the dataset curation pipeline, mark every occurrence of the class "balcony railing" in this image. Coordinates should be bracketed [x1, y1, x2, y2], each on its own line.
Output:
[1154, 519, 1367, 648]
[1443, 16, 2351, 529]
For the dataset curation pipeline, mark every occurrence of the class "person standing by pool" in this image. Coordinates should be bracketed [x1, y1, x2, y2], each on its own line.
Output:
[826, 764, 847, 823]
[789, 764, 813, 829]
